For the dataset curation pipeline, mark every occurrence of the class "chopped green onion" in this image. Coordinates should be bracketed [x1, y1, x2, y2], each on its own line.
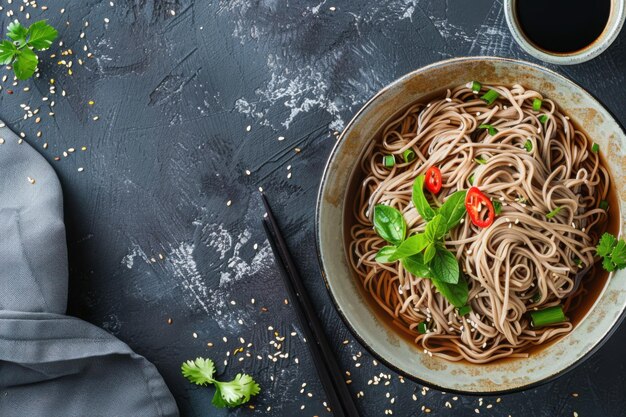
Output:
[457, 305, 472, 316]
[546, 206, 563, 219]
[492, 200, 502, 215]
[474, 156, 488, 165]
[573, 257, 583, 267]
[468, 173, 475, 185]
[530, 305, 567, 328]
[531, 292, 542, 303]
[383, 155, 395, 167]
[480, 89, 499, 105]
[469, 81, 482, 93]
[403, 148, 416, 163]
[532, 98, 542, 111]
[478, 124, 498, 136]
[524, 140, 533, 152]
[600, 200, 609, 210]
[538, 114, 549, 124]
[417, 322, 428, 334]
[592, 143, 600, 153]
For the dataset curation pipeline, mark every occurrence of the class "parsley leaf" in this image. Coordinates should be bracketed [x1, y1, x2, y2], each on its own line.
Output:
[0, 40, 18, 65]
[7, 20, 27, 45]
[182, 357, 260, 409]
[611, 240, 626, 268]
[597, 233, 616, 257]
[181, 357, 216, 386]
[0, 20, 57, 80]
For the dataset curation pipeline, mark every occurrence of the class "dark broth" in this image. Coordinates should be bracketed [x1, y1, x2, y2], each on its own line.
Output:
[343, 100, 619, 363]
[515, 0, 611, 54]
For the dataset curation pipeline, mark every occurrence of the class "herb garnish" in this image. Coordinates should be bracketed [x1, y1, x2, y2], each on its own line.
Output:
[0, 20, 58, 80]
[524, 140, 533, 152]
[546, 206, 562, 219]
[374, 176, 469, 307]
[182, 357, 260, 408]
[596, 233, 626, 272]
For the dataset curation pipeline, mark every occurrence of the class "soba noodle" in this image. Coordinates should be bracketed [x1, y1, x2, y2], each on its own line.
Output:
[349, 83, 610, 363]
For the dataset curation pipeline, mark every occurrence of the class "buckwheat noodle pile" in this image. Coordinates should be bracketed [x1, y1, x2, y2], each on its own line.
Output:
[349, 83, 610, 363]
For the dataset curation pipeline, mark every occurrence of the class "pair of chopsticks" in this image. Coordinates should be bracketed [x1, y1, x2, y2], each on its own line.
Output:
[261, 193, 360, 417]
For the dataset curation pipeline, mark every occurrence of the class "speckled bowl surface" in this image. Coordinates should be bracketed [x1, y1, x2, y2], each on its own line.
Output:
[316, 57, 626, 394]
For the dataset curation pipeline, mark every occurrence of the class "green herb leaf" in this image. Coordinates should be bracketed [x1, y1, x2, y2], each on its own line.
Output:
[412, 175, 436, 221]
[181, 357, 216, 386]
[539, 114, 549, 124]
[532, 98, 542, 111]
[468, 173, 475, 185]
[373, 205, 406, 246]
[429, 245, 459, 284]
[611, 240, 626, 268]
[478, 124, 498, 136]
[423, 243, 436, 264]
[457, 304, 472, 316]
[603, 256, 616, 272]
[597, 233, 617, 257]
[431, 271, 468, 307]
[403, 148, 416, 163]
[599, 200, 609, 210]
[425, 214, 447, 242]
[375, 246, 397, 263]
[213, 374, 261, 408]
[25, 20, 58, 50]
[480, 89, 499, 105]
[13, 46, 38, 80]
[0, 40, 18, 65]
[492, 200, 502, 215]
[6, 20, 27, 45]
[592, 143, 600, 153]
[524, 140, 533, 152]
[474, 156, 488, 165]
[437, 190, 467, 231]
[402, 253, 431, 277]
[388, 233, 428, 261]
[546, 206, 562, 219]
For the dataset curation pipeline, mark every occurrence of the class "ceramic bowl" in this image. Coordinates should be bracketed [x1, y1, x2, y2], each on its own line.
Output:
[316, 57, 626, 393]
[504, 0, 626, 65]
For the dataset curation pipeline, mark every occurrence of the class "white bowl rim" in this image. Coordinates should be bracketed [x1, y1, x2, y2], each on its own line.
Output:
[315, 56, 626, 395]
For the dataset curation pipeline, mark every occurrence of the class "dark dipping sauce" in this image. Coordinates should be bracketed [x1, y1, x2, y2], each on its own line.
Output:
[343, 98, 619, 364]
[516, 0, 611, 53]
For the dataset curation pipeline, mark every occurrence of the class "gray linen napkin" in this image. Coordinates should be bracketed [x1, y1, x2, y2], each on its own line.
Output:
[0, 125, 179, 417]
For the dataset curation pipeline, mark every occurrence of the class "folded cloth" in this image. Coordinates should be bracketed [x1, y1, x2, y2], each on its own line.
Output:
[0, 125, 179, 417]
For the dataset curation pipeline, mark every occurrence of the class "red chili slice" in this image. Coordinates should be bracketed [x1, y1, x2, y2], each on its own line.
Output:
[465, 187, 495, 228]
[424, 166, 442, 194]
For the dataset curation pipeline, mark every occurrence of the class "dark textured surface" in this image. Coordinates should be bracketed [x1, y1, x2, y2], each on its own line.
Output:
[5, 0, 626, 415]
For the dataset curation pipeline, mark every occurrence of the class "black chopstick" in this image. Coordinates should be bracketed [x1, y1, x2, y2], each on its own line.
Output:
[261, 193, 360, 417]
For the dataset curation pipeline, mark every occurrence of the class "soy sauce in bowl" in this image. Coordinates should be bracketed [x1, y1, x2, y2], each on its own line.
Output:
[516, 0, 611, 53]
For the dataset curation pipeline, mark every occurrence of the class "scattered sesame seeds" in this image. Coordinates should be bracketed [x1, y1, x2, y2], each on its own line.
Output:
[246, 125, 251, 132]
[77, 167, 84, 172]
[192, 332, 198, 338]
[27, 177, 35, 184]
[226, 200, 232, 206]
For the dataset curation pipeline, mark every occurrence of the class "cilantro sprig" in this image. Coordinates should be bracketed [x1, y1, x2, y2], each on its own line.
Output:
[373, 176, 469, 308]
[596, 233, 626, 272]
[181, 357, 260, 409]
[0, 20, 57, 80]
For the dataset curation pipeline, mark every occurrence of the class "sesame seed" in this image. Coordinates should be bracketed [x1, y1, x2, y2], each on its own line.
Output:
[78, 167, 84, 172]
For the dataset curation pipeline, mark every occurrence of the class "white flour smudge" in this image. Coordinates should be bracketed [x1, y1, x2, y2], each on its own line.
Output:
[121, 242, 149, 269]
[167, 241, 211, 314]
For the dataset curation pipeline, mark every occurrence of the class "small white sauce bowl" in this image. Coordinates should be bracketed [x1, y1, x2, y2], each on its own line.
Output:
[504, 0, 626, 65]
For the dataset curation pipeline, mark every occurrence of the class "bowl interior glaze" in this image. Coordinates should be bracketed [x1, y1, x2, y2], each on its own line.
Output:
[316, 57, 626, 393]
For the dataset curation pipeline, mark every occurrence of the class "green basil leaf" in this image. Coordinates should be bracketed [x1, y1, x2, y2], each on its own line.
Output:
[423, 243, 436, 264]
[373, 205, 406, 246]
[401, 253, 431, 278]
[429, 246, 459, 284]
[411, 175, 436, 221]
[375, 246, 397, 263]
[425, 215, 447, 242]
[431, 271, 469, 307]
[388, 233, 428, 261]
[437, 190, 467, 231]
